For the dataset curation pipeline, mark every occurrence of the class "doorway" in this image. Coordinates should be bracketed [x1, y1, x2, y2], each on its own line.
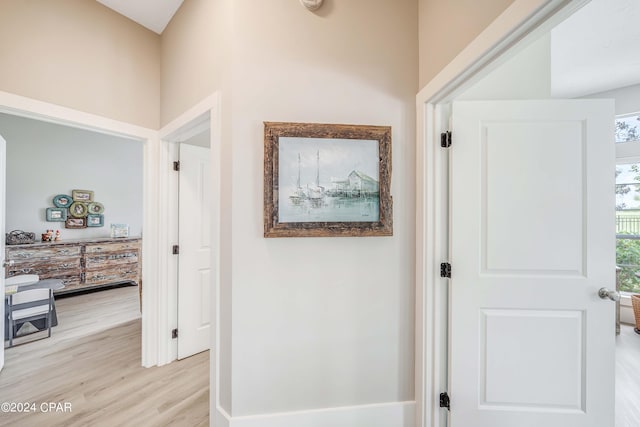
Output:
[0, 112, 144, 348]
[159, 104, 217, 363]
[0, 90, 168, 369]
[416, 0, 634, 426]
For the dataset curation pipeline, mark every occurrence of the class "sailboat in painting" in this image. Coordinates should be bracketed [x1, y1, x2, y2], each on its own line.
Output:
[289, 153, 307, 205]
[289, 150, 325, 207]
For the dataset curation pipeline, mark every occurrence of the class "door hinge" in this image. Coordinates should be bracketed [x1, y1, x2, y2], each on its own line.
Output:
[173, 161, 180, 171]
[172, 245, 180, 255]
[440, 131, 452, 148]
[172, 328, 178, 339]
[439, 392, 450, 410]
[440, 262, 451, 278]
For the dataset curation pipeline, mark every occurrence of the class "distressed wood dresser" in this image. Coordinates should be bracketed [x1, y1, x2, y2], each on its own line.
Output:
[5, 237, 141, 294]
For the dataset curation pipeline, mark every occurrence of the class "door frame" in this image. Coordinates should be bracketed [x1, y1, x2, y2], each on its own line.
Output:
[415, 1, 591, 425]
[158, 93, 220, 365]
[0, 90, 220, 368]
[0, 90, 161, 366]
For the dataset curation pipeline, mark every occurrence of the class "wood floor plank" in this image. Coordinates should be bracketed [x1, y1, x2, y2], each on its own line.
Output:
[0, 287, 209, 427]
[616, 324, 640, 427]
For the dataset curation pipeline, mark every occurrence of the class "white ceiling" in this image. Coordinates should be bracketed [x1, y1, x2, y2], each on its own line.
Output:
[96, 0, 184, 34]
[551, 0, 640, 98]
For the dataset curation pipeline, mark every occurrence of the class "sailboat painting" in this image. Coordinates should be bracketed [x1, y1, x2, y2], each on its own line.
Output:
[264, 121, 392, 237]
[278, 137, 380, 223]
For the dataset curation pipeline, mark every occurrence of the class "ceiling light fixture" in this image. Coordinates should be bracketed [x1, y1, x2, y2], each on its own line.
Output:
[299, 0, 324, 12]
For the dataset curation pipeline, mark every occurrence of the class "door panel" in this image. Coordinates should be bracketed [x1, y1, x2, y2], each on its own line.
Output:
[450, 100, 615, 427]
[481, 121, 584, 275]
[178, 143, 212, 359]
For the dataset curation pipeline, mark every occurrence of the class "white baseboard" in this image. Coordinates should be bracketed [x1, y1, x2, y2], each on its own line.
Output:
[215, 408, 231, 427]
[215, 401, 415, 427]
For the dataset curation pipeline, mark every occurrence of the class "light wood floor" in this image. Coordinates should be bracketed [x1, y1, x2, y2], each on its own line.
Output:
[617, 323, 640, 427]
[0, 286, 209, 427]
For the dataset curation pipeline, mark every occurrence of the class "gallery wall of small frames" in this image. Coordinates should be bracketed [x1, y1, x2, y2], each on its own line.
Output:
[45, 190, 105, 229]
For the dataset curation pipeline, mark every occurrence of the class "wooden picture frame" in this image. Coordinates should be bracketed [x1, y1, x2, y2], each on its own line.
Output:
[264, 122, 392, 237]
[72, 189, 94, 202]
[65, 217, 86, 229]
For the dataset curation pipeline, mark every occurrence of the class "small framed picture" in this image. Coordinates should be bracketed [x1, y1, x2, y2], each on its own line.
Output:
[69, 202, 88, 218]
[46, 207, 68, 222]
[72, 189, 94, 202]
[110, 223, 129, 238]
[53, 194, 73, 208]
[87, 214, 104, 227]
[65, 217, 86, 229]
[87, 202, 104, 214]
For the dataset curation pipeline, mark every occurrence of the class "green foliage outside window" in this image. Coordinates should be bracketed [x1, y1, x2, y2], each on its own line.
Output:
[616, 237, 640, 293]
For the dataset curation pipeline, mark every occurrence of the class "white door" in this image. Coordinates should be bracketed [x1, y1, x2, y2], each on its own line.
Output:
[449, 100, 615, 427]
[177, 143, 212, 359]
[0, 135, 5, 372]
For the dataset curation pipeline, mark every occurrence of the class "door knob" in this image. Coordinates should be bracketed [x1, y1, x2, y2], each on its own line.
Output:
[2, 259, 14, 268]
[598, 287, 620, 302]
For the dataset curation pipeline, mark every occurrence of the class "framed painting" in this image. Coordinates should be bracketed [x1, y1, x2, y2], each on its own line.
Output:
[263, 122, 392, 237]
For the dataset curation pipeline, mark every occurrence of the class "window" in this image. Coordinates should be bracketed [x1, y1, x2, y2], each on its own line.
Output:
[616, 162, 640, 293]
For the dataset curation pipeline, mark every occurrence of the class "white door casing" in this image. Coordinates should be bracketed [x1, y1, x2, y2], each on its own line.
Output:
[0, 135, 5, 372]
[449, 100, 615, 426]
[177, 143, 212, 359]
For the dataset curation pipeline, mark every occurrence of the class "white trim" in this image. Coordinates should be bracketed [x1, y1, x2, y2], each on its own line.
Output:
[210, 99, 223, 427]
[616, 141, 640, 160]
[156, 95, 222, 427]
[216, 401, 415, 427]
[0, 134, 5, 373]
[415, 1, 590, 425]
[141, 134, 161, 367]
[0, 91, 153, 141]
[0, 90, 163, 367]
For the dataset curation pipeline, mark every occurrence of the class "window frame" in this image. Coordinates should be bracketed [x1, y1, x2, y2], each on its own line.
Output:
[615, 113, 640, 299]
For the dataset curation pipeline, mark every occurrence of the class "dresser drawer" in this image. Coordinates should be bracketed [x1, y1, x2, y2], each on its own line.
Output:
[7, 256, 81, 277]
[84, 251, 139, 270]
[6, 245, 81, 260]
[85, 241, 140, 254]
[84, 266, 140, 286]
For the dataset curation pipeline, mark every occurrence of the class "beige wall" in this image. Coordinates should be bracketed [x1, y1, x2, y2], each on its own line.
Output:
[163, 0, 418, 419]
[0, 0, 161, 129]
[419, 0, 515, 88]
[227, 0, 418, 417]
[160, 0, 226, 126]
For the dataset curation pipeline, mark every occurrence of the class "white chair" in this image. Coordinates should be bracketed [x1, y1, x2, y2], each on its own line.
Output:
[5, 274, 39, 286]
[6, 288, 53, 347]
